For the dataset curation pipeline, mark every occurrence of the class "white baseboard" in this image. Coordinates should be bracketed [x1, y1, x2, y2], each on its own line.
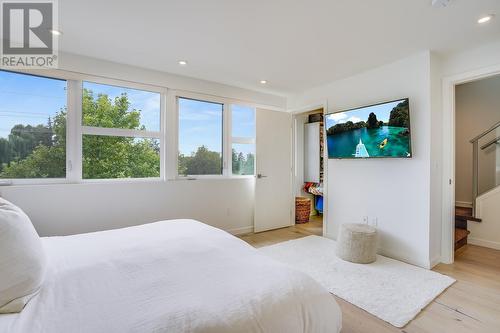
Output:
[455, 201, 472, 208]
[378, 247, 431, 269]
[226, 226, 253, 236]
[468, 237, 500, 250]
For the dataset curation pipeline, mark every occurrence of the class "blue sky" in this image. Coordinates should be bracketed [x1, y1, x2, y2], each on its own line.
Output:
[178, 97, 223, 155]
[83, 82, 160, 131]
[178, 98, 255, 156]
[326, 99, 405, 128]
[1, 70, 255, 156]
[0, 70, 66, 138]
[232, 105, 255, 138]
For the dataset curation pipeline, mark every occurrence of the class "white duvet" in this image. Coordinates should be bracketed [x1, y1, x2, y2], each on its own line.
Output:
[0, 219, 341, 333]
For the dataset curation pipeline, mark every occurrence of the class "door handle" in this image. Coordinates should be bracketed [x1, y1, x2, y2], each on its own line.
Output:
[257, 174, 267, 179]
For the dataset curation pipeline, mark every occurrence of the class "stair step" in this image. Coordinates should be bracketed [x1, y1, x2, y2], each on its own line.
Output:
[455, 206, 482, 223]
[454, 228, 470, 251]
[455, 228, 470, 243]
[455, 214, 482, 222]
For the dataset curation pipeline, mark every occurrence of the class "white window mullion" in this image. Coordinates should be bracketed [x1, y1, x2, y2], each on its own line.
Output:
[66, 80, 82, 183]
[223, 103, 231, 177]
[232, 137, 255, 144]
[81, 126, 161, 139]
[159, 89, 167, 180]
[166, 92, 178, 180]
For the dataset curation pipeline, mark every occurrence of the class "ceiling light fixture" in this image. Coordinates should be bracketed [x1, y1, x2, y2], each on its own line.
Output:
[260, 80, 267, 84]
[178, 60, 188, 66]
[478, 15, 494, 24]
[49, 29, 62, 36]
[431, 0, 451, 8]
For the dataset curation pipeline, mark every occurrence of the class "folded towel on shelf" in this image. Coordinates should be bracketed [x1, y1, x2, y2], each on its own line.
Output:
[304, 182, 323, 196]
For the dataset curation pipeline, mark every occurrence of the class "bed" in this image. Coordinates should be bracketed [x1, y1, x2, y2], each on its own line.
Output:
[0, 219, 341, 333]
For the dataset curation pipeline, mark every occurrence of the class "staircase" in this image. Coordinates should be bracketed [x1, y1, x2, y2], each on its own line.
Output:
[457, 121, 500, 251]
[454, 206, 482, 250]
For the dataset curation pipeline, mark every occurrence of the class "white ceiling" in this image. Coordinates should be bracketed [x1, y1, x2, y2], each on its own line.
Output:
[59, 0, 500, 95]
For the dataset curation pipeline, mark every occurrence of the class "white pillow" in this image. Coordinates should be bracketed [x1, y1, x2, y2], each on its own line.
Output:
[0, 198, 46, 313]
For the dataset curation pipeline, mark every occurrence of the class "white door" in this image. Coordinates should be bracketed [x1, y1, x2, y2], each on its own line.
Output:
[254, 108, 292, 232]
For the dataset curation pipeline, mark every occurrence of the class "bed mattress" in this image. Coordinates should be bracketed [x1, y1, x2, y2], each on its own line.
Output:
[0, 219, 341, 332]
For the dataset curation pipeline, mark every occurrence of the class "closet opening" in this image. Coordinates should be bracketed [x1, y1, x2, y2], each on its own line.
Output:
[293, 107, 326, 236]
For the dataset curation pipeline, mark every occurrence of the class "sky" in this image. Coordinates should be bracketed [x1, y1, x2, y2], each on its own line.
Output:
[178, 97, 223, 155]
[0, 70, 255, 156]
[0, 70, 66, 138]
[178, 99, 255, 155]
[326, 99, 405, 128]
[83, 81, 161, 131]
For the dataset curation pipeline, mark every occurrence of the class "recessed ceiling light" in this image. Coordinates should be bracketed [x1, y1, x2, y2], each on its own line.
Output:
[178, 60, 188, 66]
[431, 0, 451, 8]
[49, 29, 62, 36]
[260, 80, 267, 84]
[478, 15, 494, 24]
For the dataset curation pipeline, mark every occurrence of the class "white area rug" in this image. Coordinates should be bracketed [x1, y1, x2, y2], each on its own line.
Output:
[259, 235, 455, 328]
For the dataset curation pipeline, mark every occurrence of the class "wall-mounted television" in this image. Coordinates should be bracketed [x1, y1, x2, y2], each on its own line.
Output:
[325, 98, 412, 159]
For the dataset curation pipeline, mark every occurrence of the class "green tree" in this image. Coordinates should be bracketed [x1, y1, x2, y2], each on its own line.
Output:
[0, 138, 12, 172]
[81, 90, 158, 179]
[241, 153, 255, 175]
[232, 148, 240, 175]
[1, 89, 160, 179]
[1, 112, 66, 178]
[231, 148, 255, 175]
[0, 144, 66, 178]
[179, 145, 221, 176]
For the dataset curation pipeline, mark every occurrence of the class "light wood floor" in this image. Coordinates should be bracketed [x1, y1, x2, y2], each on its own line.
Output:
[238, 221, 500, 333]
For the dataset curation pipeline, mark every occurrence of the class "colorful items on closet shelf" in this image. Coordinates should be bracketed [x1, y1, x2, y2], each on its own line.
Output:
[304, 182, 323, 196]
[315, 196, 323, 214]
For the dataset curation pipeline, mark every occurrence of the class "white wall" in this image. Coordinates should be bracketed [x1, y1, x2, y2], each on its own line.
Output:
[294, 113, 308, 195]
[470, 186, 500, 250]
[289, 52, 435, 268]
[455, 75, 500, 204]
[441, 40, 500, 78]
[0, 53, 286, 237]
[429, 53, 443, 267]
[1, 180, 254, 237]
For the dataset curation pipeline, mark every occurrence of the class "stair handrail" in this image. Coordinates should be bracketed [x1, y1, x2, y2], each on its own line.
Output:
[469, 120, 500, 143]
[469, 120, 500, 216]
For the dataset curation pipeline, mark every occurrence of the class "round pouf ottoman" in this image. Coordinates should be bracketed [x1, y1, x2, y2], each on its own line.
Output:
[336, 223, 378, 264]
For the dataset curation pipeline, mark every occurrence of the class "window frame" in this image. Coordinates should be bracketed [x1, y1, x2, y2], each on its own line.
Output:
[0, 69, 278, 186]
[79, 78, 166, 182]
[230, 104, 256, 178]
[173, 90, 256, 180]
[174, 92, 226, 179]
[0, 69, 71, 185]
[0, 69, 167, 185]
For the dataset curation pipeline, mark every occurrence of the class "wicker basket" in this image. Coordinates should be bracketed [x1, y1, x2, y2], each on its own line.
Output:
[295, 197, 311, 224]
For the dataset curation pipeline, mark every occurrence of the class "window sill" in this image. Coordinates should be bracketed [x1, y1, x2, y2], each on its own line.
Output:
[0, 177, 166, 187]
[0, 176, 255, 187]
[172, 175, 255, 181]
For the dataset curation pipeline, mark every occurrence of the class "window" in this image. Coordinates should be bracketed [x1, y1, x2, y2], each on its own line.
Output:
[0, 70, 67, 179]
[82, 82, 160, 131]
[231, 105, 255, 176]
[81, 81, 162, 179]
[177, 97, 223, 176]
[1, 70, 263, 184]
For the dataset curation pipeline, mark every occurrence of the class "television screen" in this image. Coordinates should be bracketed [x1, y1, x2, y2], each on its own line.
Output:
[325, 98, 411, 159]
